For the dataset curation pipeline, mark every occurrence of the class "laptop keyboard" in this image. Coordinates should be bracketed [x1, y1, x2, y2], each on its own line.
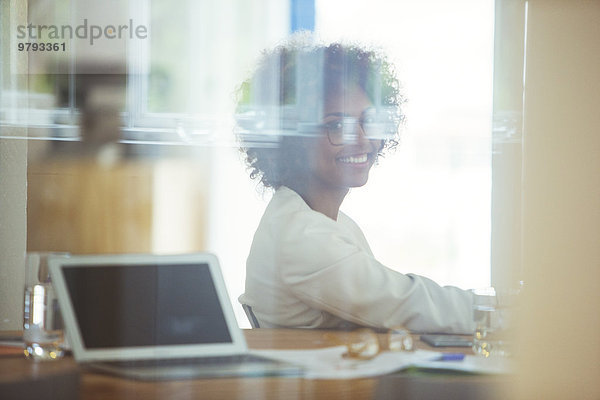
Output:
[102, 354, 274, 369]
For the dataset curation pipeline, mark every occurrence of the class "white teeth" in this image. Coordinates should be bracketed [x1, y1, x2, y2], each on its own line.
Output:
[338, 154, 368, 164]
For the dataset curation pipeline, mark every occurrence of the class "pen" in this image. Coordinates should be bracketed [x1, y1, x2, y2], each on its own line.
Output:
[434, 353, 465, 361]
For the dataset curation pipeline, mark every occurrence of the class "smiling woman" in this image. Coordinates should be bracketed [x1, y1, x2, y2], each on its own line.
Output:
[236, 36, 475, 333]
[236, 38, 402, 216]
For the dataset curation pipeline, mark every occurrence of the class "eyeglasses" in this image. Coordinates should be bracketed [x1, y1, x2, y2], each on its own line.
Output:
[324, 326, 414, 360]
[321, 111, 399, 146]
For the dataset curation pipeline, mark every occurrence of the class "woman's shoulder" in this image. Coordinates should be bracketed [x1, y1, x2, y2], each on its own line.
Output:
[267, 186, 323, 220]
[268, 187, 364, 232]
[260, 186, 341, 235]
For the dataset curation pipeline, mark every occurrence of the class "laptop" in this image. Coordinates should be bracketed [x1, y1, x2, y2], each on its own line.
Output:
[48, 253, 302, 380]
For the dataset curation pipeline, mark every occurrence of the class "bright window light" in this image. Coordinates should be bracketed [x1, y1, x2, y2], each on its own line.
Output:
[314, 0, 494, 289]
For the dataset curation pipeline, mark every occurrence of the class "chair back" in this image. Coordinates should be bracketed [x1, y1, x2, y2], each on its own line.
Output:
[242, 303, 260, 328]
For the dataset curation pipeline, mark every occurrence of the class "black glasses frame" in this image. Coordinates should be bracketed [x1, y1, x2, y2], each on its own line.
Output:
[321, 115, 398, 146]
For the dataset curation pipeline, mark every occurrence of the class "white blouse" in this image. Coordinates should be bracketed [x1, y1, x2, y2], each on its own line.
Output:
[239, 186, 474, 333]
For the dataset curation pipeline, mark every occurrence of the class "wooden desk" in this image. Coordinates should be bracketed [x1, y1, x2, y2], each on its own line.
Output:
[83, 329, 376, 400]
[0, 329, 508, 400]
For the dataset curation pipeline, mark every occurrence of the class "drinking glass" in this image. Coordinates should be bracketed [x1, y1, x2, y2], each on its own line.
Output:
[471, 286, 519, 357]
[23, 252, 69, 360]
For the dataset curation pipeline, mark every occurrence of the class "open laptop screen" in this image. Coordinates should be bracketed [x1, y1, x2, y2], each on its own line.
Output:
[62, 263, 232, 348]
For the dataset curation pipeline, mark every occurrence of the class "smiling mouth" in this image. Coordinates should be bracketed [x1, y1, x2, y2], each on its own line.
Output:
[337, 153, 370, 164]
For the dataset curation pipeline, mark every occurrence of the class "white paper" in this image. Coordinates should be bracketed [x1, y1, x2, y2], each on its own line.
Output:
[252, 346, 514, 379]
[251, 347, 440, 379]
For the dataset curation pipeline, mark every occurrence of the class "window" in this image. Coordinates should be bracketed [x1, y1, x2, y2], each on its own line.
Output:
[1, 0, 290, 145]
[314, 0, 495, 289]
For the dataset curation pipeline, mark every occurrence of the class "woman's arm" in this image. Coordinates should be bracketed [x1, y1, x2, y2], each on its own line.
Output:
[276, 213, 474, 333]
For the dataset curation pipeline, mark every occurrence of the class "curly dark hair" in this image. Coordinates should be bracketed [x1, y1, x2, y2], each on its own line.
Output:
[236, 36, 405, 190]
